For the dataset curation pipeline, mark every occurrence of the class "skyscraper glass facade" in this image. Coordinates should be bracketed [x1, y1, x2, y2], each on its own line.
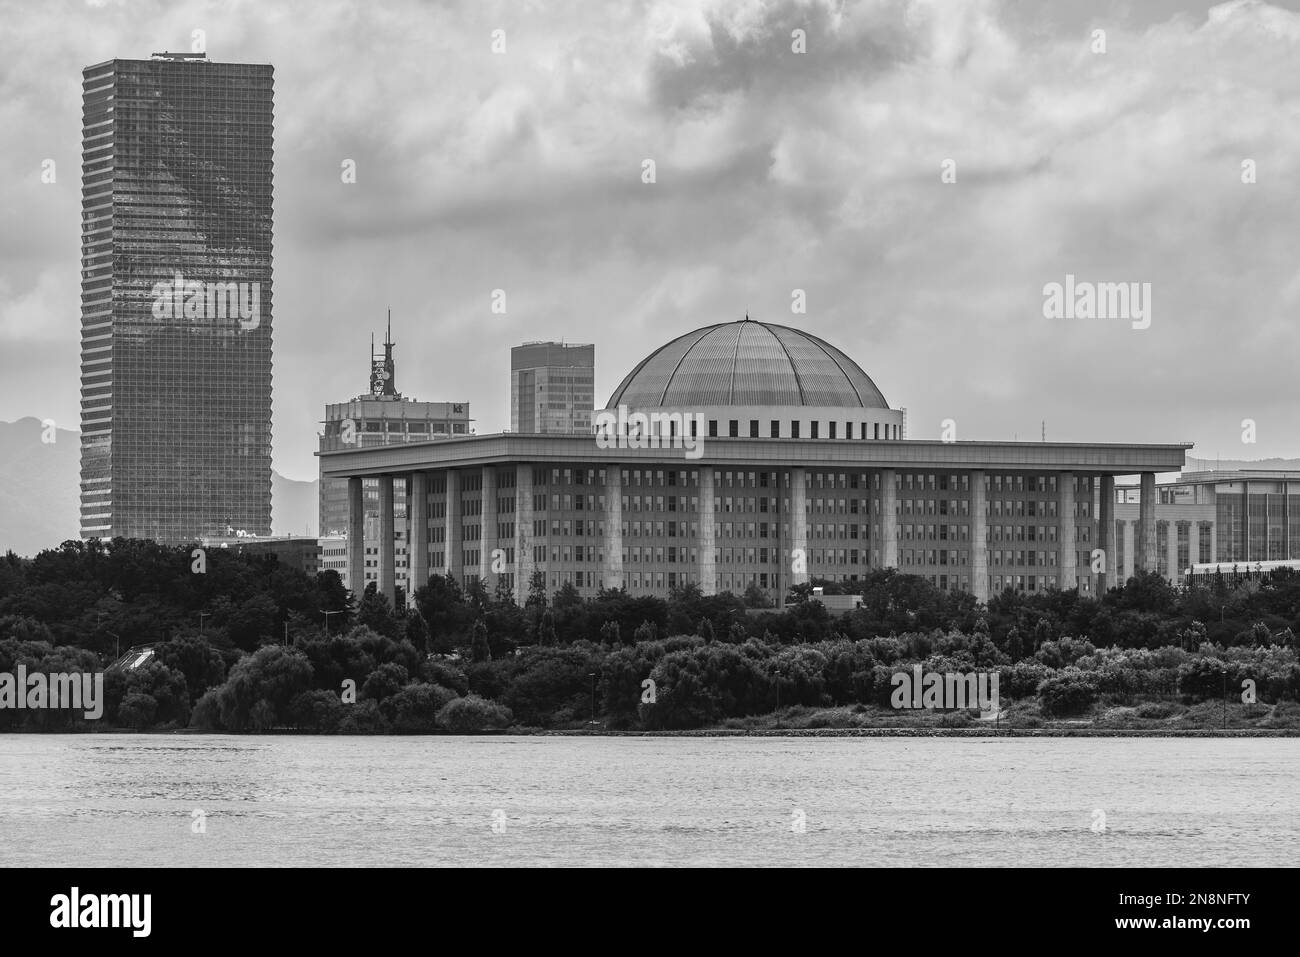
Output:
[80, 54, 274, 543]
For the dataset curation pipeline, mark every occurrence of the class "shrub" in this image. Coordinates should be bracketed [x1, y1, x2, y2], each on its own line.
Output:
[388, 683, 458, 732]
[1001, 662, 1052, 699]
[1034, 637, 1096, 670]
[123, 660, 190, 726]
[1134, 701, 1181, 720]
[419, 659, 469, 695]
[1177, 658, 1234, 703]
[937, 710, 973, 728]
[361, 662, 409, 702]
[819, 640, 878, 705]
[189, 689, 223, 730]
[502, 646, 595, 727]
[117, 692, 157, 730]
[1037, 668, 1101, 717]
[290, 689, 346, 731]
[248, 699, 278, 730]
[338, 699, 389, 733]
[211, 645, 315, 730]
[437, 694, 513, 732]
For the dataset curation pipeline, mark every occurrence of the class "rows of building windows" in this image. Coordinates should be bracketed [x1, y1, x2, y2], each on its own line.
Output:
[704, 419, 901, 440]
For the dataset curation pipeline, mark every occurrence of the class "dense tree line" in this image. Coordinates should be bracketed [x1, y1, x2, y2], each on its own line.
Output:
[1, 539, 1298, 731]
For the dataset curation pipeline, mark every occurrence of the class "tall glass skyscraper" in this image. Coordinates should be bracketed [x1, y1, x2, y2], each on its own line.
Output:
[80, 52, 274, 543]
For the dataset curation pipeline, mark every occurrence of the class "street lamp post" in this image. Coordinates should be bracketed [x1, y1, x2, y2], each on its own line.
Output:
[1221, 669, 1227, 730]
[587, 672, 598, 726]
[321, 609, 342, 636]
[198, 612, 209, 635]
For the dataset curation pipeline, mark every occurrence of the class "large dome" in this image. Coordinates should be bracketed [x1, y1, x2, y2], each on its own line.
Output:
[606, 319, 890, 410]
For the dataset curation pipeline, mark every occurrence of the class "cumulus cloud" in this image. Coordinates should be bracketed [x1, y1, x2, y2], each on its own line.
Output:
[0, 0, 1296, 478]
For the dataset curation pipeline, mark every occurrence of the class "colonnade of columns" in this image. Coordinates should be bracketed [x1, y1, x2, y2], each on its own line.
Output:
[344, 467, 1164, 605]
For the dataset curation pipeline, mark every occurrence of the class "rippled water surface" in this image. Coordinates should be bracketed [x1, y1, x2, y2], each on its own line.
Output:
[1, 734, 1295, 866]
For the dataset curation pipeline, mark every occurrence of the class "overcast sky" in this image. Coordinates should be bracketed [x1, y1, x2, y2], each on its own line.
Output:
[2, 0, 1298, 481]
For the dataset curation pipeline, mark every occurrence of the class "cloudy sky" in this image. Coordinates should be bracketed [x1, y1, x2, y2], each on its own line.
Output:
[2, 0, 1298, 481]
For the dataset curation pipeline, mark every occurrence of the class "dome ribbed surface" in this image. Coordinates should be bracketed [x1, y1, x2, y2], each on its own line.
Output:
[606, 320, 889, 409]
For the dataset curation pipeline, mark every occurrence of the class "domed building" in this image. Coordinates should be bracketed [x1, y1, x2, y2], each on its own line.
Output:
[322, 318, 1189, 608]
[601, 319, 903, 444]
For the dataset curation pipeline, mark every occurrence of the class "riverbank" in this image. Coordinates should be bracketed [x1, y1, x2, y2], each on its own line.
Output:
[13, 703, 1300, 737]
[534, 726, 1300, 737]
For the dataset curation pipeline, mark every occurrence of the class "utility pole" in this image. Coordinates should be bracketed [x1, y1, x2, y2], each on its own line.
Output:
[321, 609, 342, 635]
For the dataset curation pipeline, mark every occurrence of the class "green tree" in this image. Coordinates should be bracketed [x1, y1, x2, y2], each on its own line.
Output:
[600, 620, 621, 645]
[471, 620, 492, 662]
[538, 610, 557, 646]
[357, 591, 402, 640]
[1007, 627, 1024, 662]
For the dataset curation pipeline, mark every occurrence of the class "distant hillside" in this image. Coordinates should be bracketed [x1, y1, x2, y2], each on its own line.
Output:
[0, 418, 80, 557]
[0, 418, 318, 557]
[272, 471, 319, 538]
[1185, 456, 1300, 473]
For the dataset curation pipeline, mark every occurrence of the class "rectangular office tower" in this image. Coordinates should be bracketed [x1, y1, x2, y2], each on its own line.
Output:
[80, 52, 274, 543]
[510, 341, 595, 434]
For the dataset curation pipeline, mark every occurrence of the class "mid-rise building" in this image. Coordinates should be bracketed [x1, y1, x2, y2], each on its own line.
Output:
[198, 534, 320, 576]
[1113, 470, 1299, 581]
[318, 322, 470, 599]
[79, 52, 275, 543]
[510, 341, 595, 435]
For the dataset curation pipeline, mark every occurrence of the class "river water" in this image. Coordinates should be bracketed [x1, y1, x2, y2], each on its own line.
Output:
[0, 734, 1295, 867]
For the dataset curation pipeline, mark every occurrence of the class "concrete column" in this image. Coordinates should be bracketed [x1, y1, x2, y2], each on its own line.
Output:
[1209, 517, 1218, 565]
[408, 472, 429, 596]
[970, 470, 988, 602]
[1139, 472, 1157, 572]
[699, 467, 717, 595]
[1284, 481, 1292, 560]
[1240, 481, 1251, 561]
[445, 469, 463, 585]
[514, 464, 535, 604]
[791, 467, 809, 585]
[1059, 472, 1077, 590]
[1167, 521, 1180, 583]
[347, 476, 365, 596]
[1122, 521, 1135, 582]
[603, 465, 624, 590]
[880, 469, 898, 569]
[378, 476, 395, 605]
[479, 466, 498, 584]
[1097, 475, 1115, 591]
[1189, 520, 1200, 571]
